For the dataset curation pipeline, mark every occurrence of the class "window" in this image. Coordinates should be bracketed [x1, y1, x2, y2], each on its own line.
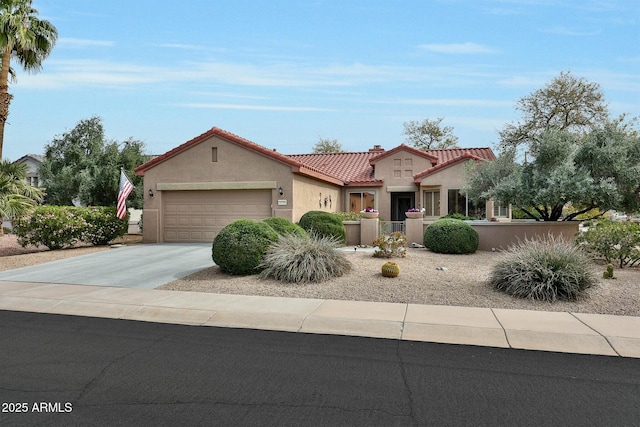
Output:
[349, 191, 376, 212]
[493, 204, 509, 218]
[447, 189, 485, 218]
[212, 147, 218, 162]
[423, 190, 440, 216]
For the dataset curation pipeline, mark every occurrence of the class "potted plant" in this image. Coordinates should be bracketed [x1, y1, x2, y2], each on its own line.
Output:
[405, 208, 424, 219]
[360, 207, 379, 219]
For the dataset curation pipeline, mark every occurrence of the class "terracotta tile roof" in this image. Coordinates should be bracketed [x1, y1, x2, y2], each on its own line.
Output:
[134, 127, 344, 186]
[134, 126, 496, 188]
[369, 143, 439, 164]
[413, 151, 487, 182]
[428, 147, 495, 164]
[287, 152, 382, 185]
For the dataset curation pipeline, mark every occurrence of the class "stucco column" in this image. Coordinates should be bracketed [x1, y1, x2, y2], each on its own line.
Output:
[360, 218, 379, 246]
[405, 218, 424, 245]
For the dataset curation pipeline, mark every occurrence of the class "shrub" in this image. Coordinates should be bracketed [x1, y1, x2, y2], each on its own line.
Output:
[14, 206, 84, 249]
[13, 206, 129, 250]
[373, 232, 407, 258]
[262, 217, 307, 237]
[489, 235, 596, 301]
[80, 206, 128, 245]
[335, 211, 362, 221]
[576, 219, 640, 268]
[298, 211, 347, 244]
[442, 213, 481, 221]
[423, 218, 479, 254]
[511, 208, 541, 220]
[212, 219, 279, 275]
[259, 232, 352, 283]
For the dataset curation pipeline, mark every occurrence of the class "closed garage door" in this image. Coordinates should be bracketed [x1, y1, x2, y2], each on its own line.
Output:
[163, 190, 272, 242]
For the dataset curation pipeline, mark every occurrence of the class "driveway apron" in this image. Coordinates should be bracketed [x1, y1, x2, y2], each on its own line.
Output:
[0, 243, 212, 289]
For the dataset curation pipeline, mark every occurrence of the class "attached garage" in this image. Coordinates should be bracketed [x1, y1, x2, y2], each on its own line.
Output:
[163, 190, 272, 242]
[135, 127, 345, 243]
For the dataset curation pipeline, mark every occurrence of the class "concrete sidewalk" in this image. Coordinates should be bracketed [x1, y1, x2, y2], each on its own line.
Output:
[1, 280, 638, 358]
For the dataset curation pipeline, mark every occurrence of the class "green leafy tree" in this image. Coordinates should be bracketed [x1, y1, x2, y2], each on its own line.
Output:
[403, 117, 459, 150]
[499, 71, 609, 150]
[0, 159, 43, 234]
[0, 0, 57, 160]
[39, 116, 149, 207]
[313, 137, 343, 153]
[465, 127, 640, 221]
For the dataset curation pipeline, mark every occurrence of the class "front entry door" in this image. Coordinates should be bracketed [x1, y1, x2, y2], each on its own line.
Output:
[391, 192, 415, 221]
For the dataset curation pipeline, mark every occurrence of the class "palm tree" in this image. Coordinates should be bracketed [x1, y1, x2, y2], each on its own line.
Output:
[0, 0, 57, 160]
[0, 159, 43, 234]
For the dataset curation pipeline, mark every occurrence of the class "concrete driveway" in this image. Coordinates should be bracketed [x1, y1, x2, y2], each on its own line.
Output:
[0, 243, 213, 289]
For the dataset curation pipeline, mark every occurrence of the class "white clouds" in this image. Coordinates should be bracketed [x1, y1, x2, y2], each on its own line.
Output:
[418, 42, 499, 54]
[58, 37, 114, 48]
[17, 59, 164, 88]
[17, 58, 417, 89]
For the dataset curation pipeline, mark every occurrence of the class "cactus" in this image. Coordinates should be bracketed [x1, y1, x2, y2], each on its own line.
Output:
[381, 261, 400, 278]
[602, 263, 616, 279]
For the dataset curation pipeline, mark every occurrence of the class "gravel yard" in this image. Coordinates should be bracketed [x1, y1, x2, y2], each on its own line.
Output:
[2, 234, 638, 316]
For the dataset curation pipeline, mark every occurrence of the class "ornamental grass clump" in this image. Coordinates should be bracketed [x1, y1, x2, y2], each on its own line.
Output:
[489, 235, 596, 302]
[259, 233, 352, 283]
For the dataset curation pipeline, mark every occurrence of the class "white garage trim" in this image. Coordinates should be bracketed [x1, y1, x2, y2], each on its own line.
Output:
[157, 181, 277, 191]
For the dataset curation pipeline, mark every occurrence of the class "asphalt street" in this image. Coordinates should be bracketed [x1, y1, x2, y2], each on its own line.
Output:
[1, 310, 639, 426]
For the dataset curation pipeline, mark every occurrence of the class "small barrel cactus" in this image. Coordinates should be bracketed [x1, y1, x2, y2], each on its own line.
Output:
[381, 261, 400, 278]
[603, 263, 616, 279]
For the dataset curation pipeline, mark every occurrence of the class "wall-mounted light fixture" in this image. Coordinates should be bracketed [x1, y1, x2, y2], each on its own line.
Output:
[148, 189, 154, 197]
[278, 186, 284, 196]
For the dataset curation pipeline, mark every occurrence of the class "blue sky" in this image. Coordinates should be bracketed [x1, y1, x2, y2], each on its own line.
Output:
[4, 0, 639, 160]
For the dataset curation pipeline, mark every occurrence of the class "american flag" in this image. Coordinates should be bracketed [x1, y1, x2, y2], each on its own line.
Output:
[117, 169, 134, 220]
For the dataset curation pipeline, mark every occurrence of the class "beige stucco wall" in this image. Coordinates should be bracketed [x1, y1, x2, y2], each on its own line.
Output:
[140, 134, 295, 242]
[373, 151, 433, 183]
[418, 161, 471, 217]
[291, 174, 342, 223]
[372, 150, 432, 219]
[421, 220, 580, 252]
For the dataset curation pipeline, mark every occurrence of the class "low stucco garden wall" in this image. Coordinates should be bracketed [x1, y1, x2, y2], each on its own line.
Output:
[348, 218, 580, 251]
[468, 220, 580, 251]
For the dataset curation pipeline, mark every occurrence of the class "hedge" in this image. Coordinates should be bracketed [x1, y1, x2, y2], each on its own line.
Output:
[13, 206, 129, 250]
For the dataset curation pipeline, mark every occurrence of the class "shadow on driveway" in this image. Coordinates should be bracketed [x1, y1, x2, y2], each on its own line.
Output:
[0, 243, 212, 289]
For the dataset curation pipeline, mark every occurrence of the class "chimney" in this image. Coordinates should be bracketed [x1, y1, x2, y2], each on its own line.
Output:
[369, 144, 384, 152]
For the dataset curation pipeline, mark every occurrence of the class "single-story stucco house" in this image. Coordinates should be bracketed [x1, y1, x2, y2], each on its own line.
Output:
[134, 127, 500, 243]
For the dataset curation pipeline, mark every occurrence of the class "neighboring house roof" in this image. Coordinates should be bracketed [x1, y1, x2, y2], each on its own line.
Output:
[13, 153, 44, 164]
[134, 126, 496, 187]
